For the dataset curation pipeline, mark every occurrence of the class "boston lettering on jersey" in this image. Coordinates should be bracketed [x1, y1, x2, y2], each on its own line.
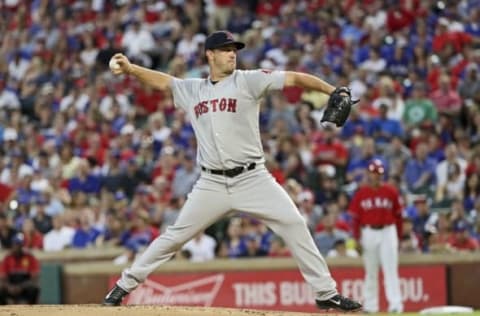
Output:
[194, 98, 237, 118]
[359, 197, 393, 210]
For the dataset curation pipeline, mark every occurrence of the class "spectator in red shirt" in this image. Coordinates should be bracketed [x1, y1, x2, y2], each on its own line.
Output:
[313, 126, 348, 169]
[268, 235, 291, 257]
[448, 220, 479, 252]
[386, 2, 415, 33]
[0, 233, 40, 305]
[21, 219, 43, 250]
[429, 75, 462, 117]
[432, 18, 472, 54]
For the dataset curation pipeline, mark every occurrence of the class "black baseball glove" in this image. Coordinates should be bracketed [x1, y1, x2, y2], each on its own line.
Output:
[321, 87, 358, 127]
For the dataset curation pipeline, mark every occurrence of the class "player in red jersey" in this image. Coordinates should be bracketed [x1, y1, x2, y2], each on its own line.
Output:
[0, 233, 40, 305]
[349, 159, 403, 313]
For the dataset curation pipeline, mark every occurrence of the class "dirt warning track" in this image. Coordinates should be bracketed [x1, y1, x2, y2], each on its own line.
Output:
[0, 305, 340, 316]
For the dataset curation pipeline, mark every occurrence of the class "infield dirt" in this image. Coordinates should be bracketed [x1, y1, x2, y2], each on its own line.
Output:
[0, 305, 334, 316]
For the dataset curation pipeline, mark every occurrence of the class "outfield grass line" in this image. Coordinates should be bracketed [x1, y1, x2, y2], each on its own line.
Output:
[376, 313, 480, 316]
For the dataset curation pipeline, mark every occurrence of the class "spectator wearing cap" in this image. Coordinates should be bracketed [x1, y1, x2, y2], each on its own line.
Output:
[407, 194, 437, 242]
[448, 220, 479, 252]
[0, 233, 40, 305]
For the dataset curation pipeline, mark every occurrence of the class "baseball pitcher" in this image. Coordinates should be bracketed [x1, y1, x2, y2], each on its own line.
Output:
[102, 30, 360, 312]
[349, 159, 403, 313]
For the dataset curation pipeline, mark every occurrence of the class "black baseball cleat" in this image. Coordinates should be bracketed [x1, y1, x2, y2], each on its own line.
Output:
[102, 285, 129, 306]
[316, 294, 362, 312]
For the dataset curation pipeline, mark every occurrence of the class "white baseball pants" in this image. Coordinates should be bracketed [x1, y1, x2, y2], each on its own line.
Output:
[361, 225, 403, 313]
[117, 165, 337, 300]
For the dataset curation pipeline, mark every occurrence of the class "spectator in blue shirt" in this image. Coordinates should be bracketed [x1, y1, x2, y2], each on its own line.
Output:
[404, 142, 437, 195]
[340, 108, 369, 140]
[68, 159, 101, 195]
[346, 137, 387, 184]
[464, 8, 480, 38]
[369, 104, 404, 147]
[71, 216, 102, 249]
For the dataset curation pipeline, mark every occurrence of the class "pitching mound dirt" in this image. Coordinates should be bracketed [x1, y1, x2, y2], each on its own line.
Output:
[0, 305, 334, 316]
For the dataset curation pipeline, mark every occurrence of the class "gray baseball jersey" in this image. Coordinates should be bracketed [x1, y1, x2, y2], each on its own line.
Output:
[171, 69, 284, 169]
[115, 69, 338, 302]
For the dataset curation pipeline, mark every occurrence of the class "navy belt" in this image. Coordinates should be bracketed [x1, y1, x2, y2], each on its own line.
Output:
[201, 163, 256, 178]
[365, 224, 391, 230]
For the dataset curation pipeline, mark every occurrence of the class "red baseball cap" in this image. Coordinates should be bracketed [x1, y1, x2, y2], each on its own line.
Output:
[368, 159, 385, 174]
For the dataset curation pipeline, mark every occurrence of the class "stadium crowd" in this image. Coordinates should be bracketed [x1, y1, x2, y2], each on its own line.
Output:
[0, 0, 480, 264]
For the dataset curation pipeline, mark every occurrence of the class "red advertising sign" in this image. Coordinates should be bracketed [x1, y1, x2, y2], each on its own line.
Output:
[109, 265, 446, 312]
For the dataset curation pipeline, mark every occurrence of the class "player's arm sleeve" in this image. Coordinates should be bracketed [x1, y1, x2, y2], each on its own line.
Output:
[284, 71, 336, 95]
[241, 69, 286, 100]
[171, 78, 199, 110]
[348, 192, 361, 241]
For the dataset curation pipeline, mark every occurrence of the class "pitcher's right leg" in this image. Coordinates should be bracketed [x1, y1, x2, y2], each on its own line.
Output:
[103, 175, 231, 305]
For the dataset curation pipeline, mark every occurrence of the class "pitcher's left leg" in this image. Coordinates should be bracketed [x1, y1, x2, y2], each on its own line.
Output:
[380, 226, 403, 313]
[232, 170, 335, 295]
[231, 168, 361, 311]
[232, 168, 362, 312]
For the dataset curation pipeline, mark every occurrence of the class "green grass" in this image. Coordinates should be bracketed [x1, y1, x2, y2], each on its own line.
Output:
[376, 313, 480, 316]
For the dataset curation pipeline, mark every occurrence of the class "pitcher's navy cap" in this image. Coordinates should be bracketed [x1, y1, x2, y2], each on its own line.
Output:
[205, 31, 245, 51]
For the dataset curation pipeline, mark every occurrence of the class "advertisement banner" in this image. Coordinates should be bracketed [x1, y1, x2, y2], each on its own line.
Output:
[109, 265, 446, 312]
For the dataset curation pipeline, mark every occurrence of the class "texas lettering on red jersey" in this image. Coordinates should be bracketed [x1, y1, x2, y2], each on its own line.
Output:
[348, 183, 403, 240]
